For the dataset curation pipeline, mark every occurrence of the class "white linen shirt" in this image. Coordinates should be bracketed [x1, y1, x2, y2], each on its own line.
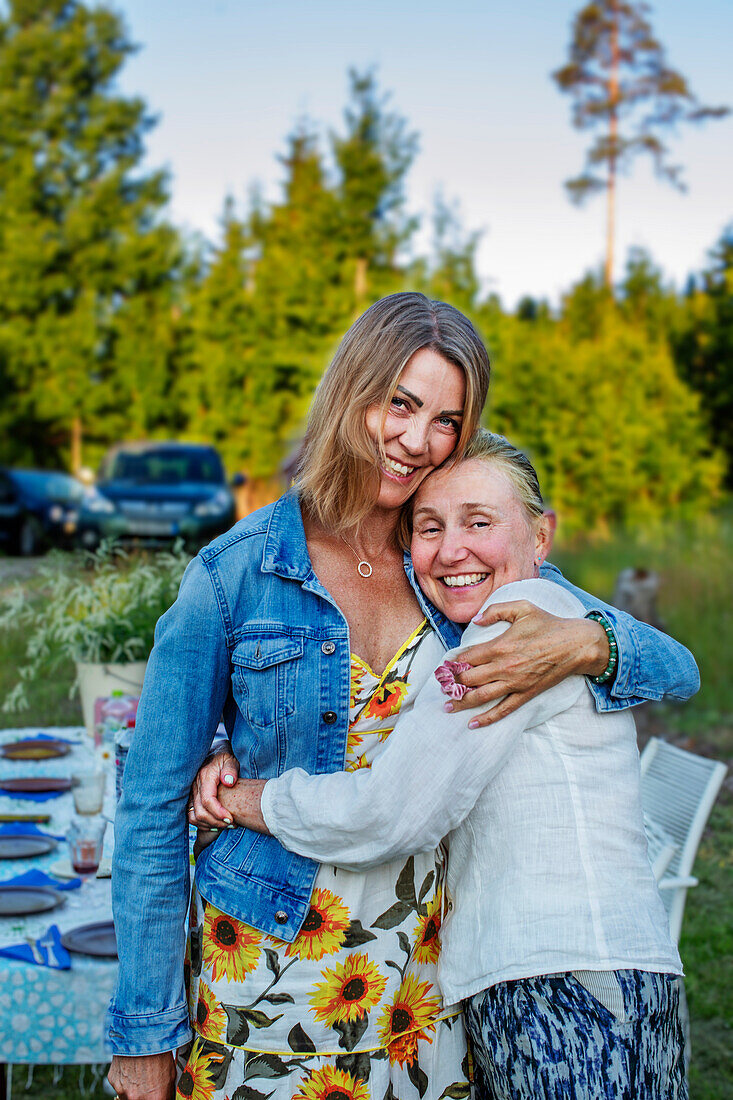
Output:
[261, 579, 682, 1005]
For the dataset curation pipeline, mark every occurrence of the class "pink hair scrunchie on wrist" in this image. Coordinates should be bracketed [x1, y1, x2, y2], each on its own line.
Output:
[434, 658, 473, 701]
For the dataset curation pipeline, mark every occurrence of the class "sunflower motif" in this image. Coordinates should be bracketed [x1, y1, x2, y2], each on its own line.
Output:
[202, 904, 262, 983]
[194, 979, 228, 1042]
[283, 888, 351, 961]
[363, 678, 409, 721]
[345, 726, 364, 758]
[346, 752, 369, 773]
[386, 1026, 432, 1068]
[309, 952, 387, 1025]
[176, 1037, 222, 1100]
[377, 974, 441, 1057]
[294, 1065, 370, 1100]
[350, 659, 367, 705]
[412, 892, 442, 965]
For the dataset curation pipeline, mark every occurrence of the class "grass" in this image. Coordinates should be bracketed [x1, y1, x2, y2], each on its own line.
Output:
[552, 511, 733, 731]
[1, 516, 732, 1098]
[8, 1063, 110, 1098]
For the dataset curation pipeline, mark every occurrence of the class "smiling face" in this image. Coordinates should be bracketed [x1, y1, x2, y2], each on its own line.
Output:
[364, 347, 466, 513]
[411, 459, 551, 624]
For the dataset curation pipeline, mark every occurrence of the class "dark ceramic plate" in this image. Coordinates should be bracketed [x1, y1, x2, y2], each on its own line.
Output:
[0, 835, 58, 860]
[0, 778, 72, 794]
[0, 741, 71, 761]
[61, 920, 117, 958]
[0, 885, 64, 916]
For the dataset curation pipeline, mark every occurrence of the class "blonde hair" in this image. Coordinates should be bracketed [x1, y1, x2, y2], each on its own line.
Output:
[296, 293, 490, 534]
[462, 429, 544, 519]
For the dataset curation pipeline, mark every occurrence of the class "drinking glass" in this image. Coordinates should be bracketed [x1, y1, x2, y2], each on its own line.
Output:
[67, 816, 107, 875]
[71, 768, 106, 815]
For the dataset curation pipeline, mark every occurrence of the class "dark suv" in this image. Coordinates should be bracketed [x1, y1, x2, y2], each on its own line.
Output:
[78, 442, 240, 551]
[0, 468, 86, 555]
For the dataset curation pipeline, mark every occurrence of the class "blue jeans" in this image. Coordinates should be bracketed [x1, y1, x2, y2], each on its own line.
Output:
[464, 970, 688, 1100]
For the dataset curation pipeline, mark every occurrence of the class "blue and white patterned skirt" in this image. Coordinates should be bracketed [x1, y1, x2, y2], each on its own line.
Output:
[464, 969, 687, 1100]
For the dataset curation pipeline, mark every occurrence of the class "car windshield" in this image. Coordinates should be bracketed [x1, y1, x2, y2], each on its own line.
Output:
[11, 470, 84, 502]
[101, 448, 225, 485]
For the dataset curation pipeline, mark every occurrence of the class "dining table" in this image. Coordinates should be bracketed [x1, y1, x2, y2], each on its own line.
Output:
[0, 725, 119, 1094]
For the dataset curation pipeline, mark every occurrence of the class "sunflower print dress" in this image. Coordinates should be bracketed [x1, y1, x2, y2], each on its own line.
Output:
[178, 619, 472, 1100]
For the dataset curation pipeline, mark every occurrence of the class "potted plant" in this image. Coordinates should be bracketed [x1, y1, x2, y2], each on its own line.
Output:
[0, 542, 190, 735]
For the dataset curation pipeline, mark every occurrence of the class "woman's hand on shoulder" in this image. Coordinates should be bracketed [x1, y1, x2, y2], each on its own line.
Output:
[448, 599, 608, 726]
[108, 1052, 176, 1100]
[188, 747, 240, 828]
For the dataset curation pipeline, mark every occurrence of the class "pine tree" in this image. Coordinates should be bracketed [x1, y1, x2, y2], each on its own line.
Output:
[618, 246, 678, 342]
[0, 0, 180, 470]
[490, 309, 722, 533]
[332, 69, 418, 306]
[674, 226, 733, 484]
[553, 0, 728, 286]
[186, 128, 347, 483]
[421, 193, 482, 315]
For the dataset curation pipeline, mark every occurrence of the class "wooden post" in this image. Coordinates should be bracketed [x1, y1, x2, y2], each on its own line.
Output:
[71, 415, 83, 476]
[354, 257, 368, 304]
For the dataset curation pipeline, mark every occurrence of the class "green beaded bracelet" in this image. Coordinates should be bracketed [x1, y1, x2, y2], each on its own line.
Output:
[586, 610, 619, 685]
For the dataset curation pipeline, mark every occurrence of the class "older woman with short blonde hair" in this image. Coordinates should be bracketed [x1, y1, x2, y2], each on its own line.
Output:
[208, 430, 688, 1099]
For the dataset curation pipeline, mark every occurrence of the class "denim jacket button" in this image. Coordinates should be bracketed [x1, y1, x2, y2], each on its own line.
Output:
[274, 910, 289, 924]
[321, 641, 336, 655]
[322, 711, 337, 724]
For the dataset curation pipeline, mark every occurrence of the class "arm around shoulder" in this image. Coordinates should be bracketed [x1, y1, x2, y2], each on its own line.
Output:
[263, 580, 584, 870]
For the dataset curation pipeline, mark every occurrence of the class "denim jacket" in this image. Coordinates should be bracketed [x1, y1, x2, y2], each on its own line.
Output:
[108, 490, 699, 1056]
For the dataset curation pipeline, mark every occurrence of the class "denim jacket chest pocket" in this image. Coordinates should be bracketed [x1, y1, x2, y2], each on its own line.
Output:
[231, 631, 304, 730]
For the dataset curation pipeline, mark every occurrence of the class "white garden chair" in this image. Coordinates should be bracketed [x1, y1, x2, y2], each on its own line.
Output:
[640, 737, 728, 944]
[642, 811, 678, 882]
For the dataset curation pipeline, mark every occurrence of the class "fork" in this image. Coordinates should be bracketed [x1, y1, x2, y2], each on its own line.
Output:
[38, 931, 59, 967]
[24, 937, 44, 964]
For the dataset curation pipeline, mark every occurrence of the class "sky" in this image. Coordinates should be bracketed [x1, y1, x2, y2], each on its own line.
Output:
[114, 0, 733, 308]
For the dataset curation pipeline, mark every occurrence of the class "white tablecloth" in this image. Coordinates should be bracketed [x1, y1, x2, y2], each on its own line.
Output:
[0, 727, 117, 1065]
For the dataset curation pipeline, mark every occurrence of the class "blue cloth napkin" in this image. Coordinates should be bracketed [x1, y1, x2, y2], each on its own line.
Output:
[0, 786, 66, 802]
[0, 924, 71, 969]
[0, 822, 65, 841]
[2, 868, 82, 892]
[26, 732, 83, 745]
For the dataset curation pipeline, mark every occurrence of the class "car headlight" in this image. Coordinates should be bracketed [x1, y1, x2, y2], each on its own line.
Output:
[193, 490, 231, 517]
[48, 504, 64, 523]
[84, 492, 116, 514]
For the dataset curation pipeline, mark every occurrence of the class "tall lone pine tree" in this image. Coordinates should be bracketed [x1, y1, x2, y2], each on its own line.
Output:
[553, 0, 728, 286]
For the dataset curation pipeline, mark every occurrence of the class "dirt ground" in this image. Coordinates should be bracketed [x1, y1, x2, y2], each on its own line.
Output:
[0, 553, 46, 584]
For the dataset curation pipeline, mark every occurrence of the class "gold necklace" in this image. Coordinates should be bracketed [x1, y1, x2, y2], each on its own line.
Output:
[339, 534, 374, 578]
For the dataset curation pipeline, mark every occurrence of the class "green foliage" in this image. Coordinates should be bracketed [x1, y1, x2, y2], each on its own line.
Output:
[0, 542, 189, 712]
[0, 8, 725, 530]
[182, 71, 419, 479]
[553, 0, 729, 204]
[673, 226, 733, 485]
[0, 0, 183, 469]
[485, 289, 723, 534]
[413, 193, 483, 315]
[331, 68, 419, 285]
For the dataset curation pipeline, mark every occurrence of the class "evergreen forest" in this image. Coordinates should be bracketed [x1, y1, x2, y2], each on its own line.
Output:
[0, 0, 731, 535]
